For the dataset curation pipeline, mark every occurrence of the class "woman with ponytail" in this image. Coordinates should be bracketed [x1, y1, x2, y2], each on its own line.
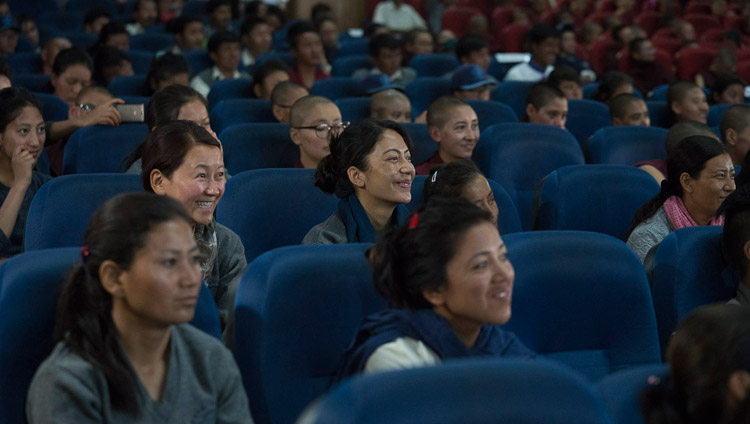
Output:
[641, 304, 750, 424]
[626, 135, 735, 262]
[26, 192, 252, 423]
[302, 118, 416, 244]
[337, 197, 532, 379]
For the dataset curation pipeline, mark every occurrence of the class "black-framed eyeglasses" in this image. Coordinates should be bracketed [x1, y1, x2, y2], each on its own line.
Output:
[293, 121, 350, 139]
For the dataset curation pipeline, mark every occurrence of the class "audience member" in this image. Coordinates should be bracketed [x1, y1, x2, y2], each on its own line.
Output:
[455, 35, 492, 73]
[264, 5, 287, 32]
[83, 8, 112, 35]
[190, 30, 249, 98]
[609, 93, 650, 126]
[667, 81, 709, 124]
[287, 20, 329, 90]
[164, 14, 204, 54]
[239, 16, 272, 69]
[157, 0, 184, 22]
[671, 20, 697, 50]
[637, 121, 719, 183]
[435, 29, 457, 54]
[0, 61, 9, 89]
[0, 87, 50, 259]
[722, 186, 750, 305]
[26, 192, 252, 422]
[547, 65, 583, 100]
[144, 52, 190, 96]
[16, 14, 38, 51]
[720, 104, 750, 165]
[289, 95, 344, 169]
[696, 48, 737, 89]
[404, 29, 433, 65]
[303, 118, 414, 244]
[0, 15, 18, 59]
[423, 159, 499, 225]
[353, 33, 416, 86]
[40, 37, 72, 76]
[142, 120, 246, 323]
[205, 0, 233, 38]
[416, 96, 479, 175]
[371, 89, 412, 123]
[628, 37, 672, 95]
[315, 15, 340, 62]
[602, 24, 635, 73]
[125, 0, 158, 36]
[555, 25, 595, 81]
[524, 82, 568, 129]
[626, 135, 734, 262]
[252, 59, 290, 99]
[504, 24, 560, 82]
[373, 0, 428, 32]
[92, 22, 130, 54]
[270, 81, 308, 124]
[337, 197, 532, 377]
[93, 47, 134, 86]
[49, 47, 94, 107]
[593, 71, 634, 103]
[451, 64, 495, 101]
[711, 74, 745, 105]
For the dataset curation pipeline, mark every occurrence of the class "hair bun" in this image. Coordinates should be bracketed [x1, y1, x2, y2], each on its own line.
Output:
[314, 154, 338, 194]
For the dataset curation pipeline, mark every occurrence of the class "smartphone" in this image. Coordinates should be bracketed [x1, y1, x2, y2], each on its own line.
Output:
[115, 104, 145, 123]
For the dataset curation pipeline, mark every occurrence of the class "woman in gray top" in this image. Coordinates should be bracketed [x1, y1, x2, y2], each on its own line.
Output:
[27, 193, 252, 423]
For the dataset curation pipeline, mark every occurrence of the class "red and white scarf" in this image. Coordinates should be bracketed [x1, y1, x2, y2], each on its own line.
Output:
[663, 195, 724, 230]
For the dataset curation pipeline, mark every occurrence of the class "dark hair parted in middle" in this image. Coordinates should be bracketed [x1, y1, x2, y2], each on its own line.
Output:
[423, 159, 484, 202]
[370, 197, 494, 310]
[315, 118, 414, 198]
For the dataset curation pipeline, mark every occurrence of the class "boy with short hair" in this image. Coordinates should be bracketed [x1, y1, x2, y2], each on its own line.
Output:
[290, 95, 345, 169]
[666, 81, 709, 124]
[287, 20, 330, 90]
[190, 30, 250, 97]
[270, 81, 308, 124]
[165, 15, 205, 54]
[547, 65, 583, 100]
[609, 93, 650, 126]
[353, 32, 416, 86]
[240, 16, 273, 69]
[455, 34, 491, 72]
[415, 96, 479, 175]
[451, 64, 495, 101]
[524, 82, 568, 129]
[504, 24, 560, 82]
[720, 104, 750, 165]
[206, 0, 233, 37]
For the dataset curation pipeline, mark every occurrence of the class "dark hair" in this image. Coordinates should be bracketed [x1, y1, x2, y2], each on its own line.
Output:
[83, 8, 112, 27]
[0, 60, 10, 80]
[712, 74, 746, 104]
[527, 23, 560, 47]
[641, 304, 750, 424]
[240, 16, 269, 36]
[311, 2, 333, 21]
[423, 159, 485, 202]
[252, 58, 289, 93]
[315, 118, 414, 198]
[370, 197, 494, 309]
[98, 21, 128, 46]
[525, 82, 565, 110]
[628, 37, 649, 56]
[721, 185, 750, 278]
[405, 28, 431, 45]
[548, 65, 581, 88]
[455, 34, 489, 60]
[426, 95, 469, 128]
[594, 71, 634, 103]
[720, 104, 750, 145]
[140, 120, 221, 191]
[611, 24, 629, 44]
[207, 29, 240, 54]
[166, 14, 203, 35]
[628, 135, 727, 234]
[145, 52, 190, 95]
[609, 93, 643, 120]
[244, 0, 265, 17]
[368, 32, 402, 56]
[54, 192, 191, 415]
[93, 46, 130, 85]
[132, 0, 155, 13]
[206, 0, 231, 15]
[667, 81, 702, 110]
[265, 5, 287, 27]
[0, 87, 42, 133]
[52, 47, 93, 76]
[287, 20, 317, 50]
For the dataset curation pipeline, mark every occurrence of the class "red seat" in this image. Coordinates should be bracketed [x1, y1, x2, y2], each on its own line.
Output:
[700, 27, 726, 43]
[683, 14, 722, 38]
[458, 0, 494, 16]
[634, 11, 663, 36]
[491, 6, 514, 30]
[590, 38, 618, 74]
[441, 7, 484, 38]
[675, 47, 716, 80]
[683, 2, 711, 15]
[652, 27, 674, 38]
[737, 60, 750, 82]
[597, 0, 616, 12]
[724, 15, 743, 29]
[585, 11, 612, 26]
[651, 36, 683, 56]
[499, 23, 531, 52]
[618, 47, 674, 77]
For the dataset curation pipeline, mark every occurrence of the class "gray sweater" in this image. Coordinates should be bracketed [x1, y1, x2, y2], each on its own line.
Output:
[626, 206, 674, 263]
[302, 212, 348, 245]
[204, 222, 247, 325]
[27, 324, 253, 423]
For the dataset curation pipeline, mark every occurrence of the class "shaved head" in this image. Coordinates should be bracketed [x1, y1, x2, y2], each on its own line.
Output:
[371, 89, 411, 123]
[290, 95, 336, 127]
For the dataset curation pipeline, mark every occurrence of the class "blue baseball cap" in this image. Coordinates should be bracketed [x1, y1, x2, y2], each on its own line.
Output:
[0, 15, 18, 33]
[451, 64, 495, 91]
[359, 73, 404, 95]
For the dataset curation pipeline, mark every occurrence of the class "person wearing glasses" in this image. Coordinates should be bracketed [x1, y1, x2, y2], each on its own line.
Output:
[289, 95, 345, 169]
[270, 81, 308, 124]
[303, 118, 415, 244]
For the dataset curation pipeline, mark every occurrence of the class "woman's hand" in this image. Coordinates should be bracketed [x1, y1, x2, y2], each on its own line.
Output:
[10, 145, 35, 189]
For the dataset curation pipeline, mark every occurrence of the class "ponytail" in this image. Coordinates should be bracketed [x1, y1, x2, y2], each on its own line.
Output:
[625, 179, 676, 239]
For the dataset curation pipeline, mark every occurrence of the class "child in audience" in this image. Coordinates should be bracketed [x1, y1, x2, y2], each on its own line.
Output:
[144, 52, 190, 96]
[696, 48, 737, 89]
[609, 93, 650, 126]
[416, 96, 479, 175]
[164, 15, 204, 55]
[371, 89, 412, 123]
[40, 37, 72, 76]
[337, 197, 532, 377]
[252, 59, 290, 99]
[423, 159, 499, 225]
[287, 20, 329, 90]
[524, 82, 568, 129]
[289, 95, 344, 169]
[91, 22, 130, 54]
[711, 74, 745, 105]
[641, 304, 750, 423]
[125, 0, 158, 35]
[626, 135, 734, 262]
[141, 120, 246, 323]
[720, 104, 750, 165]
[722, 186, 750, 305]
[239, 16, 272, 69]
[205, 0, 233, 37]
[451, 64, 495, 101]
[637, 121, 719, 183]
[504, 24, 560, 82]
[404, 28, 434, 65]
[454, 35, 492, 73]
[547, 65, 583, 100]
[270, 81, 308, 124]
[667, 81, 709, 124]
[83, 8, 112, 35]
[0, 88, 50, 260]
[303, 118, 414, 244]
[93, 47, 134, 86]
[354, 33, 416, 86]
[593, 71, 634, 103]
[555, 25, 595, 81]
[628, 37, 672, 96]
[190, 30, 250, 98]
[17, 14, 39, 51]
[26, 192, 253, 422]
[315, 15, 340, 62]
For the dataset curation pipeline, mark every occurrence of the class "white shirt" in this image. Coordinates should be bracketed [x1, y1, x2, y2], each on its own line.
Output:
[373, 1, 427, 31]
[503, 62, 554, 82]
[364, 336, 441, 373]
[190, 66, 249, 98]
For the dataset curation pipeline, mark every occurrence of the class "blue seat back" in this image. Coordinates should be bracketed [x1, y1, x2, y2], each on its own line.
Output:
[401, 123, 437, 166]
[331, 55, 371, 77]
[586, 126, 668, 165]
[310, 77, 362, 100]
[707, 103, 731, 127]
[335, 97, 371, 122]
[55, 31, 96, 49]
[130, 33, 174, 52]
[651, 226, 738, 356]
[535, 165, 661, 239]
[465, 99, 519, 131]
[62, 124, 148, 174]
[566, 99, 613, 146]
[405, 77, 452, 115]
[409, 53, 461, 77]
[0, 247, 220, 424]
[503, 231, 661, 380]
[583, 82, 599, 99]
[311, 359, 615, 424]
[648, 84, 669, 101]
[475, 123, 584, 230]
[216, 169, 338, 263]
[206, 78, 255, 111]
[210, 99, 275, 134]
[127, 49, 154, 74]
[34, 92, 69, 122]
[254, 51, 295, 68]
[234, 244, 382, 424]
[597, 364, 669, 424]
[6, 52, 42, 75]
[183, 49, 213, 77]
[24, 174, 142, 251]
[491, 80, 535, 118]
[646, 100, 674, 128]
[108, 74, 147, 96]
[219, 123, 298, 173]
[13, 74, 50, 92]
[336, 38, 370, 57]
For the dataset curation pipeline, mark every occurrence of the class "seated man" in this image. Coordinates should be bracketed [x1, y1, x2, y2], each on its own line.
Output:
[371, 89, 412, 123]
[287, 20, 330, 90]
[270, 81, 308, 124]
[289, 95, 345, 169]
[609, 93, 650, 126]
[40, 37, 73, 75]
[711, 74, 745, 105]
[451, 64, 496, 101]
[205, 0, 233, 38]
[720, 104, 750, 165]
[524, 82, 568, 129]
[404, 28, 434, 64]
[252, 59, 290, 99]
[125, 0, 158, 35]
[190, 30, 250, 97]
[415, 96, 479, 175]
[93, 46, 134, 86]
[628, 37, 672, 96]
[0, 15, 19, 59]
[145, 52, 190, 95]
[240, 16, 272, 69]
[667, 81, 709, 124]
[353, 32, 416, 86]
[504, 24, 560, 82]
[547, 65, 583, 100]
[163, 15, 204, 55]
[455, 34, 492, 74]
[83, 8, 111, 35]
[721, 186, 750, 306]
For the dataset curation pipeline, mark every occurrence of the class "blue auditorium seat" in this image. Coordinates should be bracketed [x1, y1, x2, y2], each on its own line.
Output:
[37, 12, 84, 34]
[310, 77, 362, 100]
[183, 49, 213, 77]
[216, 169, 338, 263]
[0, 248, 220, 424]
[535, 165, 661, 239]
[58, 31, 97, 50]
[583, 83, 643, 100]
[331, 55, 371, 77]
[219, 123, 298, 173]
[308, 359, 615, 424]
[586, 126, 668, 165]
[465, 99, 519, 131]
[130, 33, 174, 53]
[491, 80, 535, 119]
[24, 174, 142, 251]
[650, 226, 738, 357]
[566, 99, 613, 146]
[401, 123, 437, 166]
[409, 53, 461, 77]
[108, 74, 147, 97]
[598, 364, 669, 424]
[335, 97, 371, 122]
[12, 74, 50, 93]
[9, 0, 56, 17]
[128, 49, 155, 74]
[206, 78, 255, 111]
[646, 100, 673, 128]
[405, 77, 452, 115]
[65, 0, 117, 14]
[182, 0, 210, 17]
[33, 92, 69, 122]
[474, 123, 584, 230]
[707, 103, 731, 128]
[336, 38, 370, 57]
[210, 99, 275, 134]
[649, 84, 710, 101]
[503, 231, 661, 380]
[62, 124, 148, 174]
[254, 51, 295, 67]
[5, 52, 42, 75]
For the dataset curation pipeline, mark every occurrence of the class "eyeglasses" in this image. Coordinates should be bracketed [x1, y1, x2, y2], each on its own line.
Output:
[78, 103, 95, 112]
[293, 121, 350, 139]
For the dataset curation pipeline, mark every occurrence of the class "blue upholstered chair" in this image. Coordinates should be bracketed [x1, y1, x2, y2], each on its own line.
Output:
[34, 92, 69, 122]
[130, 33, 174, 52]
[336, 38, 369, 57]
[491, 80, 535, 119]
[597, 364, 669, 424]
[465, 100, 519, 131]
[334, 97, 372, 122]
[206, 78, 255, 111]
[331, 55, 371, 77]
[409, 53, 461, 77]
[6, 51, 42, 75]
[62, 124, 148, 174]
[401, 123, 437, 166]
[183, 49, 213, 77]
[586, 126, 668, 165]
[108, 74, 147, 97]
[127, 49, 154, 74]
[310, 77, 362, 100]
[405, 77, 452, 114]
[566, 99, 613, 146]
[12, 74, 50, 92]
[646, 100, 674, 128]
[219, 123, 298, 173]
[210, 99, 276, 134]
[707, 103, 732, 128]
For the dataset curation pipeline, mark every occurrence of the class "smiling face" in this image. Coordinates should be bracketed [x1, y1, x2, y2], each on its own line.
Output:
[673, 87, 709, 124]
[52, 64, 92, 106]
[613, 99, 650, 126]
[461, 176, 498, 225]
[0, 106, 45, 165]
[430, 105, 479, 163]
[683, 153, 735, 222]
[153, 144, 225, 225]
[531, 37, 560, 67]
[353, 129, 415, 208]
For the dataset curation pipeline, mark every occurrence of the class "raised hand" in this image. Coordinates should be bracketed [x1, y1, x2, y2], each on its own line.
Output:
[81, 98, 125, 127]
[10, 145, 35, 189]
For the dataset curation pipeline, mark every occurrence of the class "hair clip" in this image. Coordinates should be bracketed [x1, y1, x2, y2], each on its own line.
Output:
[81, 245, 90, 257]
[408, 213, 419, 229]
[430, 170, 438, 183]
[647, 375, 661, 386]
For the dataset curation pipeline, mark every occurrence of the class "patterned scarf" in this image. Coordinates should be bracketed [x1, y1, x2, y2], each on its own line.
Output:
[663, 195, 725, 230]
